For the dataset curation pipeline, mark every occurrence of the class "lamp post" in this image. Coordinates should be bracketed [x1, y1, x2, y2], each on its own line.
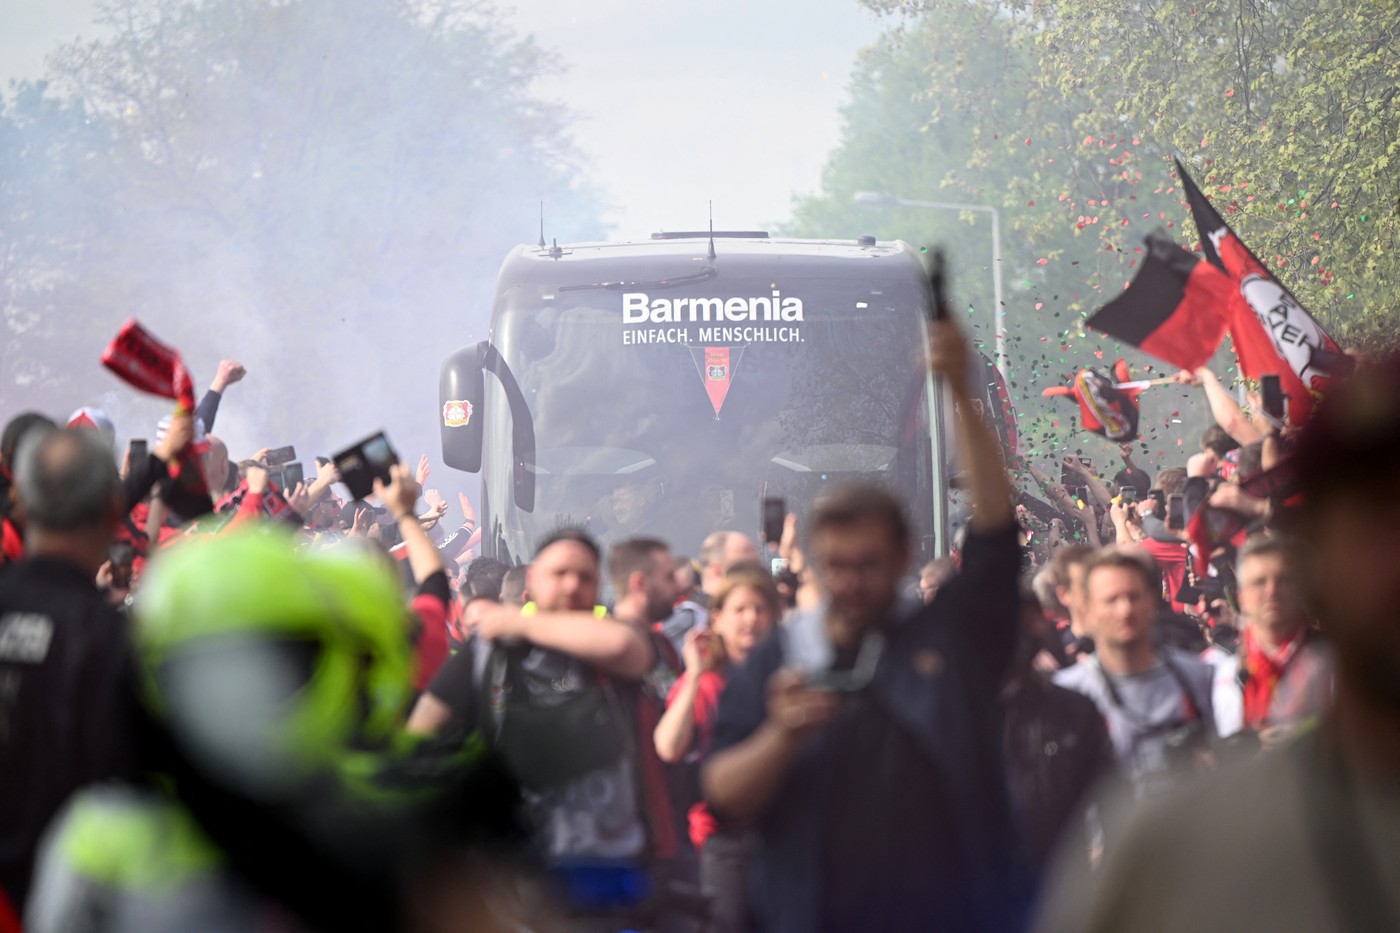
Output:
[853, 191, 1006, 381]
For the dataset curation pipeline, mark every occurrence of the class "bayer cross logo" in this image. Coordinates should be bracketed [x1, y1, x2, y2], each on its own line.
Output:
[708, 364, 727, 380]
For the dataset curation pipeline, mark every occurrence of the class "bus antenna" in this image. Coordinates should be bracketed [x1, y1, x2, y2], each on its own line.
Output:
[707, 201, 716, 260]
[538, 201, 546, 249]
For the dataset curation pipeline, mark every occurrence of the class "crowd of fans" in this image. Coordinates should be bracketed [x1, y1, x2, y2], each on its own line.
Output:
[1, 317, 1398, 933]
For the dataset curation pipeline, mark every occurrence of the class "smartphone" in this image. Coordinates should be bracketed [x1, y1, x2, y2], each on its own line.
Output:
[927, 248, 950, 321]
[1075, 486, 1091, 503]
[1261, 374, 1287, 420]
[128, 438, 148, 465]
[107, 541, 136, 590]
[282, 461, 305, 491]
[807, 632, 885, 693]
[1167, 493, 1185, 531]
[1119, 485, 1139, 504]
[1060, 458, 1075, 487]
[333, 431, 398, 501]
[762, 496, 786, 544]
[264, 445, 297, 466]
[266, 469, 285, 491]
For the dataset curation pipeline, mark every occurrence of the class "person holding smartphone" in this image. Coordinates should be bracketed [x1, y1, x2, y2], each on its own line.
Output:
[654, 567, 780, 933]
[701, 315, 1030, 932]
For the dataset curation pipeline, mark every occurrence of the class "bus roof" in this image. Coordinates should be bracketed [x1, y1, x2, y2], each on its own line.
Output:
[495, 235, 928, 288]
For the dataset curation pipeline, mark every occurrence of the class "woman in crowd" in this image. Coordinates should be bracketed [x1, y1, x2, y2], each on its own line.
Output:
[653, 565, 779, 933]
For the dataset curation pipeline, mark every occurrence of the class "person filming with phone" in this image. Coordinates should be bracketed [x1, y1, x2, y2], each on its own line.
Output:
[701, 311, 1030, 932]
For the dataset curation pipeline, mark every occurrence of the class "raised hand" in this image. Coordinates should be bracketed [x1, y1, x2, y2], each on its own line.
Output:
[211, 359, 247, 393]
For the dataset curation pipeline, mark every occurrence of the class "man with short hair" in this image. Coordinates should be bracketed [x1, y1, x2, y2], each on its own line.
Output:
[703, 317, 1030, 931]
[608, 538, 682, 631]
[659, 530, 758, 652]
[1221, 535, 1332, 740]
[698, 531, 759, 605]
[408, 530, 651, 738]
[462, 555, 509, 601]
[407, 531, 685, 922]
[499, 564, 528, 608]
[0, 428, 139, 913]
[1043, 543, 1095, 644]
[1053, 550, 1215, 797]
[602, 537, 689, 869]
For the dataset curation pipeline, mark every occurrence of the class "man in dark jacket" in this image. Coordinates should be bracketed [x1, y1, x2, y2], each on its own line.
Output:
[702, 317, 1031, 932]
[0, 427, 139, 914]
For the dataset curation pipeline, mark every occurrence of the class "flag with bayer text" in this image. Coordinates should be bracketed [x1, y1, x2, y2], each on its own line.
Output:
[1085, 227, 1234, 373]
[1175, 158, 1345, 422]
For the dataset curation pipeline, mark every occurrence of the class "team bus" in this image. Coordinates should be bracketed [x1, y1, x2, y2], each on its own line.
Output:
[440, 232, 1006, 566]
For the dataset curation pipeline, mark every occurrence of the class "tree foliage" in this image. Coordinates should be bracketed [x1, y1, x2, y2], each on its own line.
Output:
[1030, 0, 1398, 351]
[786, 0, 1396, 466]
[2, 0, 603, 459]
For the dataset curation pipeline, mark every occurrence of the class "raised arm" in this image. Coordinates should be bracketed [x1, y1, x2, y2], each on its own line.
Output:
[1184, 367, 1263, 446]
[654, 629, 715, 763]
[194, 359, 245, 433]
[474, 604, 653, 680]
[934, 318, 1013, 530]
[374, 463, 447, 587]
[1064, 455, 1114, 510]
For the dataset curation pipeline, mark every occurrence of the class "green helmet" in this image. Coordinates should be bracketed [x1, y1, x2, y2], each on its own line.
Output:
[135, 529, 414, 796]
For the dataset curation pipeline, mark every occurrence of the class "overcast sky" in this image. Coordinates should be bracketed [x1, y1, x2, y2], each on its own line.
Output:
[3, 0, 885, 238]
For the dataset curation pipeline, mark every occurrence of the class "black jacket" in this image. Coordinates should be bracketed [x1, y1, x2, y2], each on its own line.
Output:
[0, 556, 139, 911]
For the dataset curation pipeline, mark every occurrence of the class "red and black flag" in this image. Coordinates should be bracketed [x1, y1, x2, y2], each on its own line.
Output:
[102, 317, 197, 411]
[1085, 227, 1234, 372]
[1043, 360, 1144, 442]
[1175, 157, 1346, 422]
[102, 318, 209, 497]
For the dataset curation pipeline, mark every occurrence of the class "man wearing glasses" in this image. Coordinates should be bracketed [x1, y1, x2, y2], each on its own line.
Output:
[702, 317, 1029, 932]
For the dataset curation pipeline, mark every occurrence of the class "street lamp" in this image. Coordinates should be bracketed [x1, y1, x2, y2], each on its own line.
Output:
[853, 191, 1006, 381]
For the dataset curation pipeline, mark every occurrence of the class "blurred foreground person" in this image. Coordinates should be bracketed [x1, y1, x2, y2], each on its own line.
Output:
[26, 530, 531, 933]
[1037, 357, 1400, 932]
[0, 428, 138, 917]
[702, 317, 1030, 932]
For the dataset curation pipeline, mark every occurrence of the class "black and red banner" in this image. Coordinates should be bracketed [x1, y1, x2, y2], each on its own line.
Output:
[102, 317, 196, 411]
[1086, 228, 1233, 373]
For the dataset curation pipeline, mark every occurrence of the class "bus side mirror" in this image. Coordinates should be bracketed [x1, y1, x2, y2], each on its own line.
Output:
[440, 342, 487, 472]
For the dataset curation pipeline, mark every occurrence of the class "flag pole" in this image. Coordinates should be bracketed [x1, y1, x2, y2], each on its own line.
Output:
[1113, 377, 1178, 390]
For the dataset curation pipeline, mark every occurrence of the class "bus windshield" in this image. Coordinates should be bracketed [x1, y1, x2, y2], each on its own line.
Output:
[481, 275, 941, 564]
